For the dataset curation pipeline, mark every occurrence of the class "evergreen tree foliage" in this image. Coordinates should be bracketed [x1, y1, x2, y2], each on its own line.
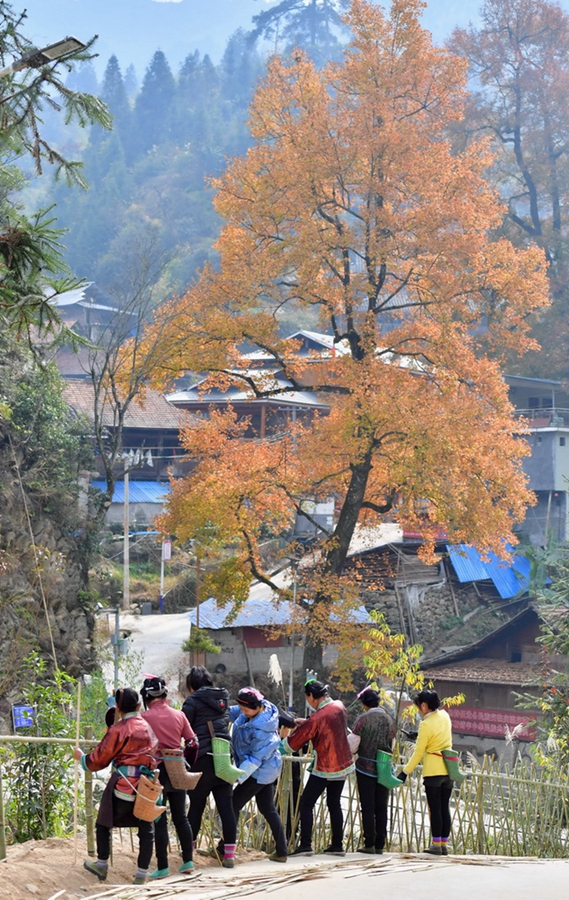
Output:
[248, 0, 350, 66]
[0, 0, 111, 338]
[124, 63, 139, 99]
[0, 329, 91, 518]
[99, 55, 134, 162]
[48, 35, 263, 296]
[135, 50, 177, 153]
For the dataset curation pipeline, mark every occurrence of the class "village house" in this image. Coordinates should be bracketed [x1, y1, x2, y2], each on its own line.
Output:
[421, 606, 543, 759]
[63, 379, 192, 527]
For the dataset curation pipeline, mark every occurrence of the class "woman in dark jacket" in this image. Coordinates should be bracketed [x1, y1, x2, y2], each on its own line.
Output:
[182, 666, 237, 868]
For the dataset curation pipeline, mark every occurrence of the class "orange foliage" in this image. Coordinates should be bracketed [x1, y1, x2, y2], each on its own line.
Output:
[142, 0, 549, 665]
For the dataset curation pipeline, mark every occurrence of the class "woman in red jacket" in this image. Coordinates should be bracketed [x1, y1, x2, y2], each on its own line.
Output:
[283, 679, 354, 856]
[74, 687, 158, 886]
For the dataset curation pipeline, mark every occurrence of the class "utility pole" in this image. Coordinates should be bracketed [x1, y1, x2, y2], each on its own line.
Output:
[159, 538, 171, 613]
[122, 467, 130, 610]
[113, 604, 120, 690]
[288, 561, 298, 711]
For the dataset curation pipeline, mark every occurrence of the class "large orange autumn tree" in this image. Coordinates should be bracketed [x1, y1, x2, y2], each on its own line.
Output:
[142, 0, 549, 672]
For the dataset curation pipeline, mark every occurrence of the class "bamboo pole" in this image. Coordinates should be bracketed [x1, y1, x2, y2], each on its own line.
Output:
[0, 764, 6, 861]
[73, 679, 82, 865]
[0, 735, 97, 746]
[84, 726, 95, 857]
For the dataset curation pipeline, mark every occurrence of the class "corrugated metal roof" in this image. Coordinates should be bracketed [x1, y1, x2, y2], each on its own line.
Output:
[447, 545, 530, 599]
[189, 596, 371, 629]
[168, 380, 327, 409]
[91, 480, 170, 504]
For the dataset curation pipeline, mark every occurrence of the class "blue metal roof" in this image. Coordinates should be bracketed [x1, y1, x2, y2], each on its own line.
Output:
[189, 597, 371, 629]
[91, 480, 170, 504]
[447, 545, 530, 600]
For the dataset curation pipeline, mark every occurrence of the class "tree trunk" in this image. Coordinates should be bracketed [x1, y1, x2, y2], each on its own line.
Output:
[301, 442, 374, 675]
[302, 633, 323, 680]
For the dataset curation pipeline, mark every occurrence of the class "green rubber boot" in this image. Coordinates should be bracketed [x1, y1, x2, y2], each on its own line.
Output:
[441, 749, 466, 784]
[376, 750, 404, 789]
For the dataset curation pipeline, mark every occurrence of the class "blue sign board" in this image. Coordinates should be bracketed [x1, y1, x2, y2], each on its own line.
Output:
[12, 705, 36, 729]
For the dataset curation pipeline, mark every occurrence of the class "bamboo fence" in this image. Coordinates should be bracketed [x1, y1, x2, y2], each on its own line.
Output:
[203, 752, 569, 859]
[0, 736, 568, 860]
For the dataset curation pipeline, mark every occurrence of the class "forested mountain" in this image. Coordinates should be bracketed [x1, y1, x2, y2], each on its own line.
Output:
[49, 33, 264, 299]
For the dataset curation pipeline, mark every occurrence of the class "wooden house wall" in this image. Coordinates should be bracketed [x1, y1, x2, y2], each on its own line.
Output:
[429, 678, 538, 711]
[470, 619, 541, 664]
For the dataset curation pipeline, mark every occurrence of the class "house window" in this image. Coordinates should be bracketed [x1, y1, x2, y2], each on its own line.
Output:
[561, 437, 566, 447]
[528, 397, 540, 408]
[537, 436, 542, 444]
[511, 651, 522, 663]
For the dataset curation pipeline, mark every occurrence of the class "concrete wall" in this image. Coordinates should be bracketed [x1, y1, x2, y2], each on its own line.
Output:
[202, 627, 339, 677]
[452, 732, 534, 765]
[523, 431, 556, 490]
[519, 489, 568, 545]
[106, 501, 162, 527]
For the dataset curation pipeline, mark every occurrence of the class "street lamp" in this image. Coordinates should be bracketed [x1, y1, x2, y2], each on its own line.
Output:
[0, 36, 87, 78]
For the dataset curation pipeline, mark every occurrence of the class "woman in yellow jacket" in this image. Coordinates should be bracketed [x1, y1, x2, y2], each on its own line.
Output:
[397, 690, 453, 856]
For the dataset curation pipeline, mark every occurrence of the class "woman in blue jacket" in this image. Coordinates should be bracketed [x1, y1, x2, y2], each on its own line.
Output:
[226, 687, 288, 862]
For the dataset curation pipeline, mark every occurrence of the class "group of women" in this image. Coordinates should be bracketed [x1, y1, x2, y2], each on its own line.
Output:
[74, 670, 456, 885]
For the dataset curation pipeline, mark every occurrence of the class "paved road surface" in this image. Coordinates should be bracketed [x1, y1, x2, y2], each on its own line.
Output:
[104, 610, 190, 700]
[109, 852, 569, 900]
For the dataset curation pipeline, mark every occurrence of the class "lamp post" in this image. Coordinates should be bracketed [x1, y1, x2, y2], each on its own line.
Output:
[0, 36, 87, 78]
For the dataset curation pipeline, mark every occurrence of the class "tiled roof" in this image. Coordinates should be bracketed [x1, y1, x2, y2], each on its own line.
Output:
[64, 380, 191, 430]
[423, 658, 540, 685]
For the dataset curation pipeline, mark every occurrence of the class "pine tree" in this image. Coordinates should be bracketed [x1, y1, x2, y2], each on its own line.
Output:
[135, 50, 176, 153]
[100, 55, 134, 161]
[124, 64, 139, 100]
[249, 0, 350, 66]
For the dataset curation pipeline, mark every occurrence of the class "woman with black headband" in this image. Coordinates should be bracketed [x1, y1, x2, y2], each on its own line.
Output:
[352, 687, 396, 854]
[141, 676, 198, 879]
[182, 665, 237, 868]
[218, 687, 288, 863]
[283, 679, 354, 856]
[74, 687, 158, 886]
[396, 689, 454, 855]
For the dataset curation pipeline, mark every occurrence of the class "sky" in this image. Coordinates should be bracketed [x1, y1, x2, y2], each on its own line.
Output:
[15, 0, 488, 78]
[16, 0, 569, 80]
